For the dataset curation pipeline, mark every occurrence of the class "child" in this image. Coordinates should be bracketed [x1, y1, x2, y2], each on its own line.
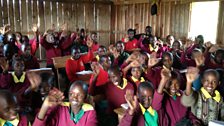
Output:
[119, 81, 158, 126]
[33, 81, 97, 126]
[152, 69, 201, 126]
[65, 46, 93, 83]
[113, 41, 130, 67]
[89, 66, 134, 126]
[21, 43, 40, 70]
[181, 68, 224, 125]
[145, 52, 183, 89]
[0, 90, 29, 126]
[89, 55, 111, 87]
[0, 55, 35, 110]
[122, 28, 139, 52]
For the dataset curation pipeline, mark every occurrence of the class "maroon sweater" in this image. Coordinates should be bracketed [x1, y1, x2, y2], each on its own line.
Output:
[0, 73, 31, 107]
[23, 55, 40, 70]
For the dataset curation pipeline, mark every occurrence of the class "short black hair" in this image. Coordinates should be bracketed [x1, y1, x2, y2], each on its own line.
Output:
[69, 81, 89, 97]
[138, 81, 154, 94]
[127, 28, 135, 33]
[108, 66, 121, 75]
[99, 55, 110, 64]
[12, 54, 24, 67]
[115, 41, 124, 46]
[0, 90, 17, 105]
[202, 69, 220, 81]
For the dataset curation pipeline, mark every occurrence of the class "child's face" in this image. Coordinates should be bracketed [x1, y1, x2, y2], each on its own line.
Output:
[131, 67, 142, 79]
[162, 55, 173, 69]
[0, 96, 18, 121]
[128, 31, 135, 40]
[215, 52, 224, 64]
[202, 73, 218, 94]
[172, 41, 181, 51]
[39, 83, 52, 96]
[108, 70, 122, 86]
[116, 43, 124, 53]
[21, 45, 31, 56]
[167, 79, 180, 96]
[71, 48, 81, 60]
[69, 85, 85, 108]
[98, 47, 106, 56]
[101, 57, 111, 70]
[91, 34, 97, 42]
[13, 61, 25, 73]
[138, 88, 153, 109]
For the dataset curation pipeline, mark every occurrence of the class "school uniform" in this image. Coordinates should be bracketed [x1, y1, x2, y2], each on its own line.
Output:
[152, 91, 200, 126]
[0, 72, 31, 108]
[33, 103, 97, 126]
[65, 50, 94, 82]
[113, 51, 130, 67]
[127, 76, 145, 94]
[121, 38, 139, 52]
[0, 115, 29, 126]
[29, 36, 43, 56]
[181, 87, 224, 125]
[89, 67, 109, 87]
[119, 103, 158, 126]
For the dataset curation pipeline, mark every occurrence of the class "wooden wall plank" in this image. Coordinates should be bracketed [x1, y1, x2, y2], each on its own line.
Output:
[0, 0, 2, 26]
[32, 0, 38, 25]
[3, 0, 8, 25]
[38, 0, 45, 32]
[52, 2, 57, 29]
[57, 2, 63, 28]
[21, 0, 28, 33]
[14, 0, 21, 31]
[44, 1, 51, 30]
[8, 0, 14, 31]
[77, 3, 85, 29]
[71, 3, 77, 31]
[27, 0, 32, 32]
[85, 2, 95, 31]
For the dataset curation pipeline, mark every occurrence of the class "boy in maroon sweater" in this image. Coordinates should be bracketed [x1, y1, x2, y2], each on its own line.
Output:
[119, 81, 158, 126]
[0, 90, 29, 126]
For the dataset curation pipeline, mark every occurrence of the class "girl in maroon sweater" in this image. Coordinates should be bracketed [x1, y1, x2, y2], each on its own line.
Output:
[152, 68, 201, 126]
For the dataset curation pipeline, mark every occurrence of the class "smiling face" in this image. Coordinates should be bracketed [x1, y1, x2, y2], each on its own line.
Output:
[138, 87, 154, 109]
[0, 93, 18, 121]
[13, 60, 25, 75]
[202, 71, 219, 95]
[131, 67, 142, 80]
[167, 79, 180, 96]
[69, 84, 86, 109]
[162, 53, 173, 69]
[108, 69, 122, 86]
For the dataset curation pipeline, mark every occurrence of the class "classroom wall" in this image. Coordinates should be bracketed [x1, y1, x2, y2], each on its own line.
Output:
[0, 0, 112, 47]
[112, 1, 191, 42]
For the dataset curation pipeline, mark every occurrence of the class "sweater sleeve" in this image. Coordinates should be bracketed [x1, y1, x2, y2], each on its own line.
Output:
[0, 73, 12, 89]
[181, 91, 197, 107]
[118, 111, 134, 126]
[152, 91, 164, 110]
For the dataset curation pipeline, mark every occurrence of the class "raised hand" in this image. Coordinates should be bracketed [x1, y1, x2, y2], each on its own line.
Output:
[27, 71, 41, 90]
[0, 57, 9, 72]
[0, 24, 10, 34]
[195, 54, 205, 67]
[38, 87, 64, 120]
[32, 24, 39, 33]
[148, 53, 160, 68]
[126, 52, 140, 63]
[204, 41, 212, 48]
[43, 88, 64, 108]
[157, 68, 171, 94]
[125, 89, 138, 115]
[209, 45, 219, 53]
[130, 60, 141, 68]
[186, 67, 199, 84]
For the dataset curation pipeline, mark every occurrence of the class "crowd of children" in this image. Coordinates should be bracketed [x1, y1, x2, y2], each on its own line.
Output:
[0, 23, 224, 126]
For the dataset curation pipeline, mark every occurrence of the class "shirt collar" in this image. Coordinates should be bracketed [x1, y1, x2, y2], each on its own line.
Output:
[116, 78, 128, 89]
[139, 103, 155, 116]
[12, 72, 26, 83]
[201, 87, 221, 103]
[149, 44, 158, 52]
[131, 76, 145, 83]
[0, 115, 19, 126]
